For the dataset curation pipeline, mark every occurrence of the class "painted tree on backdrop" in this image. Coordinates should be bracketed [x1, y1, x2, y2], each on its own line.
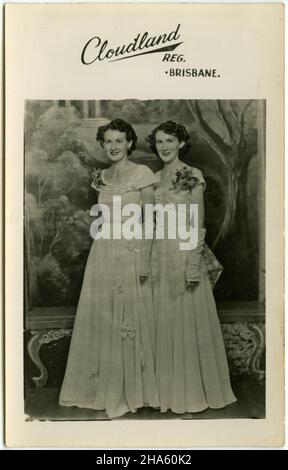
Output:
[25, 103, 95, 308]
[186, 100, 259, 248]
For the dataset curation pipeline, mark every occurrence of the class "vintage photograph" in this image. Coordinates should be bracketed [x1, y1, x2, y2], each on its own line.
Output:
[24, 99, 266, 421]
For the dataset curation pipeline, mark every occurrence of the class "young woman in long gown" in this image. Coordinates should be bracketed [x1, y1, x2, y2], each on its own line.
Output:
[147, 121, 237, 414]
[59, 119, 159, 418]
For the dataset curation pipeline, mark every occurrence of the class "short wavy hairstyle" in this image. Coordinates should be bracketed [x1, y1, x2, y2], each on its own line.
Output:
[96, 118, 137, 155]
[147, 121, 191, 157]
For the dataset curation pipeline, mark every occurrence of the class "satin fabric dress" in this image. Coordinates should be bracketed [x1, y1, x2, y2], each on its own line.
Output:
[152, 164, 237, 414]
[59, 164, 159, 418]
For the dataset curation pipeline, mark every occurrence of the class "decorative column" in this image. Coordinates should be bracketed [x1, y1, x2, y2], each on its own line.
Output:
[95, 100, 102, 118]
[83, 100, 89, 118]
[95, 100, 108, 127]
[81, 100, 108, 128]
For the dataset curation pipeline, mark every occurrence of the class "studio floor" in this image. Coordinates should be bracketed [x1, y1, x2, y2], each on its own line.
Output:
[25, 380, 265, 421]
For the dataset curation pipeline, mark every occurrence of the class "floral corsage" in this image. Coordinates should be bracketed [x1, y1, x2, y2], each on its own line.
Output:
[91, 168, 105, 189]
[171, 166, 199, 192]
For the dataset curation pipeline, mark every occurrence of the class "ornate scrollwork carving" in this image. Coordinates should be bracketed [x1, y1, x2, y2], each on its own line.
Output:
[39, 329, 72, 345]
[221, 322, 265, 381]
[28, 329, 72, 387]
[247, 323, 265, 381]
[27, 322, 265, 388]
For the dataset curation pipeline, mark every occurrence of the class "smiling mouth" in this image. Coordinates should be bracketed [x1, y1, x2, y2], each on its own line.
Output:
[161, 152, 171, 156]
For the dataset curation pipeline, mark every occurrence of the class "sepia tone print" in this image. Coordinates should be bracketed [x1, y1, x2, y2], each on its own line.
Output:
[24, 99, 265, 421]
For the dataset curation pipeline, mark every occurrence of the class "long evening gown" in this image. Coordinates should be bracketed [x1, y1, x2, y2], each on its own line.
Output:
[59, 164, 159, 418]
[153, 163, 237, 413]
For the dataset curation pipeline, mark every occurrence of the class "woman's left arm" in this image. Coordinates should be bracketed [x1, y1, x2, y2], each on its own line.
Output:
[185, 183, 206, 288]
[139, 186, 155, 283]
[192, 184, 205, 228]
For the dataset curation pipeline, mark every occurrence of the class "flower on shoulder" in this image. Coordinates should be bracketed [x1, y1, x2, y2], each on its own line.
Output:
[171, 166, 199, 192]
[91, 167, 105, 188]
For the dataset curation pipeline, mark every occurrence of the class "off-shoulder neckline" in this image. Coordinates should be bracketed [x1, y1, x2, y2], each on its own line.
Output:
[158, 163, 200, 175]
[102, 163, 150, 186]
[93, 163, 156, 194]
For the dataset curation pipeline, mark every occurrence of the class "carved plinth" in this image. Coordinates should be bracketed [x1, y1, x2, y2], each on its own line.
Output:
[28, 329, 72, 387]
[26, 303, 265, 388]
[221, 323, 265, 381]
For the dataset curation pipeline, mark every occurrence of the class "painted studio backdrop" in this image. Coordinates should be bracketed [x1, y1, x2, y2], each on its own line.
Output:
[25, 99, 265, 309]
[24, 100, 266, 418]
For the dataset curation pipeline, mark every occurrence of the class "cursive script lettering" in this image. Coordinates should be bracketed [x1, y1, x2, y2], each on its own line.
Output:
[81, 24, 181, 64]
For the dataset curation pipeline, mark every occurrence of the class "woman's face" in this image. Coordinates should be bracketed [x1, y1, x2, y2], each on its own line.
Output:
[102, 129, 132, 162]
[155, 130, 185, 163]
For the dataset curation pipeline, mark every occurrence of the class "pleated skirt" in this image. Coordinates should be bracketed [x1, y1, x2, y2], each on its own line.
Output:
[153, 238, 237, 413]
[59, 237, 159, 418]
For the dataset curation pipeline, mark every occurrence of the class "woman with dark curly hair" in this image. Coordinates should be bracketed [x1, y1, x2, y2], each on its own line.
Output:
[59, 119, 159, 418]
[147, 121, 236, 414]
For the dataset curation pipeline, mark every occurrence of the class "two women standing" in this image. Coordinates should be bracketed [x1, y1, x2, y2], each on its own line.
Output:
[59, 118, 236, 418]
